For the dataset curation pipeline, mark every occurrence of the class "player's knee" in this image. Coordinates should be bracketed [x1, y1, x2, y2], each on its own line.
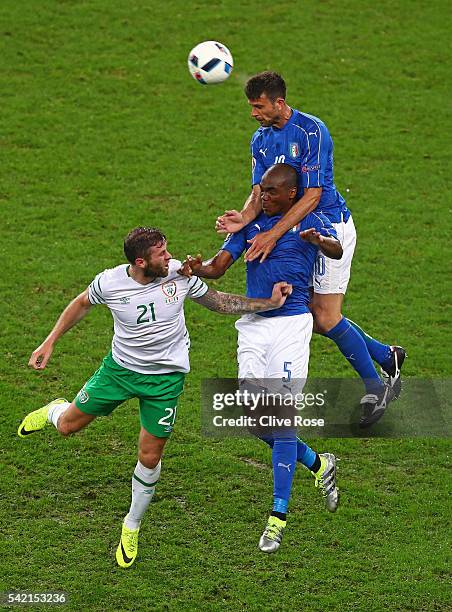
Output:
[314, 316, 334, 334]
[311, 305, 341, 334]
[138, 448, 162, 469]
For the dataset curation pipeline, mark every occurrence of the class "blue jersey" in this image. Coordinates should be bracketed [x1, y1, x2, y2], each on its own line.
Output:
[251, 109, 350, 224]
[222, 211, 338, 318]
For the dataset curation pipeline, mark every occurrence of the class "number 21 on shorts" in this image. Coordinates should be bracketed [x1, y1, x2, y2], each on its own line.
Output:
[158, 406, 177, 428]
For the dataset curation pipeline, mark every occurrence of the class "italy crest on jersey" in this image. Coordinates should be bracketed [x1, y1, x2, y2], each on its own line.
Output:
[289, 143, 299, 158]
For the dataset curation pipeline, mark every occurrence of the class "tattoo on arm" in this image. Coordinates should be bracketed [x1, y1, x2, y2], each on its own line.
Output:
[193, 288, 274, 314]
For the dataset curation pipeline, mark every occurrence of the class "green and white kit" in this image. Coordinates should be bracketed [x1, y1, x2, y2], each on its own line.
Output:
[75, 260, 208, 436]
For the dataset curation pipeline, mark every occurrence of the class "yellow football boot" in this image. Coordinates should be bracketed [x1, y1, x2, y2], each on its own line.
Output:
[18, 398, 68, 438]
[116, 523, 140, 568]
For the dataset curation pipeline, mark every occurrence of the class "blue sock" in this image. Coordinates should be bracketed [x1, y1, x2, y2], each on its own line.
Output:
[324, 317, 384, 393]
[296, 438, 317, 469]
[347, 319, 392, 368]
[272, 435, 297, 514]
[260, 435, 317, 470]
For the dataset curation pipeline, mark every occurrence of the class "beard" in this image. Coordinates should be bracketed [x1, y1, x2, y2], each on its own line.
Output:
[143, 262, 169, 278]
[258, 116, 279, 128]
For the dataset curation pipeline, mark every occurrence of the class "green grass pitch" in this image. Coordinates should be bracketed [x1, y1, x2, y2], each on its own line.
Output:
[1, 1, 450, 610]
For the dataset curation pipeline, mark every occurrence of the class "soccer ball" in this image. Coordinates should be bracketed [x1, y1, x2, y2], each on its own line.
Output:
[187, 41, 233, 85]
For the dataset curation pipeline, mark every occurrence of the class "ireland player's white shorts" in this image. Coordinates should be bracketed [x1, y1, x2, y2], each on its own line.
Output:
[313, 214, 357, 294]
[235, 312, 313, 393]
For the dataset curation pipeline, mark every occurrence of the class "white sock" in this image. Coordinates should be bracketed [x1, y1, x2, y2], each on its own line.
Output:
[47, 402, 70, 428]
[124, 460, 161, 530]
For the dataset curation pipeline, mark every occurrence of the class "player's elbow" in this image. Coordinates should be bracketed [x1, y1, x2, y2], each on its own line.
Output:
[331, 244, 343, 260]
[313, 192, 322, 206]
[77, 289, 92, 309]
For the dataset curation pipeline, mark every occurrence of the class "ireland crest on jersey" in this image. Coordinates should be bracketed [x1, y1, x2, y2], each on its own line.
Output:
[162, 280, 178, 304]
[289, 142, 299, 158]
[162, 281, 176, 297]
[77, 387, 89, 404]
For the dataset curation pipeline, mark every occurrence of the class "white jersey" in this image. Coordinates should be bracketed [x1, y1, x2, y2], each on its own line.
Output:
[88, 260, 208, 374]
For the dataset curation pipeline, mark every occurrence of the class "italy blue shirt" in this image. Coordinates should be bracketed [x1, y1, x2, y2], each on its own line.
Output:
[222, 210, 338, 318]
[251, 109, 350, 224]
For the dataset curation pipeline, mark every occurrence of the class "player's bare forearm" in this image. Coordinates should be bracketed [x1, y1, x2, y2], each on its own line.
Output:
[240, 185, 262, 225]
[270, 187, 322, 239]
[29, 289, 93, 369]
[194, 290, 273, 314]
[190, 259, 220, 278]
[300, 228, 343, 260]
[178, 251, 232, 279]
[193, 283, 291, 314]
[46, 290, 92, 342]
[319, 237, 343, 260]
[185, 251, 233, 279]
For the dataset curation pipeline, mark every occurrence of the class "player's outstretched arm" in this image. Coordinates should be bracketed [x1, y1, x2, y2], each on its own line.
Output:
[300, 228, 343, 260]
[192, 282, 292, 314]
[178, 250, 234, 280]
[216, 185, 261, 234]
[28, 289, 93, 370]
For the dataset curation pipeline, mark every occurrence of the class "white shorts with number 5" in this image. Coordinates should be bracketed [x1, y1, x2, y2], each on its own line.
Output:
[235, 312, 313, 394]
[313, 214, 357, 294]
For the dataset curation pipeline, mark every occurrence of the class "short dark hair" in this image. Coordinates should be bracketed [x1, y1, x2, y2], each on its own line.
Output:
[245, 71, 286, 102]
[264, 163, 298, 190]
[124, 227, 166, 264]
